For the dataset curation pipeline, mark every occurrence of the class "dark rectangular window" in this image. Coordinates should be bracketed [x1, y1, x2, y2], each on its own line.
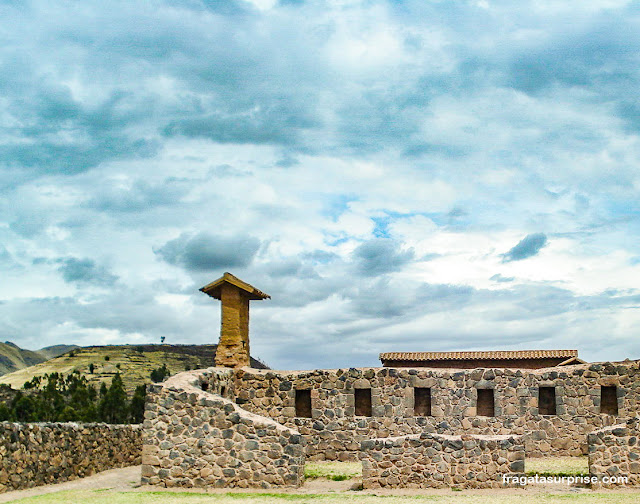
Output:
[414, 388, 431, 416]
[477, 389, 495, 417]
[600, 386, 618, 415]
[355, 388, 372, 417]
[295, 389, 312, 418]
[539, 386, 556, 415]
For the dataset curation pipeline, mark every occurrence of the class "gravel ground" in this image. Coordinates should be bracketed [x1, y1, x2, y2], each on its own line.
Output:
[0, 466, 142, 503]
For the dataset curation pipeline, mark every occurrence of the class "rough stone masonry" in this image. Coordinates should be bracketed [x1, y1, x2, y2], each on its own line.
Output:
[0, 422, 141, 493]
[231, 363, 637, 460]
[142, 370, 305, 488]
[589, 416, 640, 488]
[141, 361, 640, 488]
[360, 432, 525, 489]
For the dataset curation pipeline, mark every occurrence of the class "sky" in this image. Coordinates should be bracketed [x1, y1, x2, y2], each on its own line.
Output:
[1, 0, 640, 370]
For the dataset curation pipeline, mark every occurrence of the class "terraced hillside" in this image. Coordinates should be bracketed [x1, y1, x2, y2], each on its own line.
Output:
[0, 344, 267, 395]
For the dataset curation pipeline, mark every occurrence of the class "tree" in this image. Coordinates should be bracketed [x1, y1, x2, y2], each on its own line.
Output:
[129, 384, 146, 424]
[0, 370, 148, 425]
[13, 394, 36, 422]
[59, 405, 78, 422]
[98, 373, 128, 424]
[0, 402, 12, 421]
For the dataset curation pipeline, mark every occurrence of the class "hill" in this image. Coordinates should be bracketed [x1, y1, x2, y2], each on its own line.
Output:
[36, 344, 80, 360]
[0, 341, 48, 376]
[0, 341, 80, 377]
[0, 344, 267, 395]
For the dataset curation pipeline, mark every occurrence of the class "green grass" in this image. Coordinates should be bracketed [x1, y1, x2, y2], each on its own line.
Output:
[303, 458, 590, 482]
[6, 491, 640, 504]
[526, 457, 589, 478]
[304, 462, 362, 481]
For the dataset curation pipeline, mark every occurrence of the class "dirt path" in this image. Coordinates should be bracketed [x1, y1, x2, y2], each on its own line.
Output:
[0, 466, 142, 503]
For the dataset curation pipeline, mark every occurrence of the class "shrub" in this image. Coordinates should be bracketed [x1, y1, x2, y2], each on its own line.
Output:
[150, 364, 170, 383]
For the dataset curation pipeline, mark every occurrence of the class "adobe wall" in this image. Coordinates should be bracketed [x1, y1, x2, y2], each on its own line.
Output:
[228, 361, 640, 460]
[382, 358, 570, 369]
[0, 422, 141, 493]
[142, 370, 305, 488]
[588, 417, 640, 488]
[360, 432, 524, 489]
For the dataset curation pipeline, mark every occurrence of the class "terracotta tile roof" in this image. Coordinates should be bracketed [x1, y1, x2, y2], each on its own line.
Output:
[379, 350, 578, 361]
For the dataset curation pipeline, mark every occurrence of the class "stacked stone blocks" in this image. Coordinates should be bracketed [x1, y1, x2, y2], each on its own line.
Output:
[588, 416, 640, 488]
[360, 432, 524, 489]
[0, 422, 141, 493]
[232, 362, 635, 460]
[140, 359, 640, 489]
[142, 369, 305, 488]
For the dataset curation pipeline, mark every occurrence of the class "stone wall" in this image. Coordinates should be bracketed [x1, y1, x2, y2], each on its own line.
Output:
[0, 422, 141, 493]
[229, 361, 639, 460]
[360, 432, 524, 489]
[588, 417, 640, 488]
[142, 370, 305, 489]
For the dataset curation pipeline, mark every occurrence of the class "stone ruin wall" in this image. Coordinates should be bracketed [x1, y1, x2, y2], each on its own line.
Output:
[0, 422, 141, 493]
[589, 417, 640, 488]
[360, 432, 525, 489]
[226, 361, 640, 460]
[142, 370, 305, 489]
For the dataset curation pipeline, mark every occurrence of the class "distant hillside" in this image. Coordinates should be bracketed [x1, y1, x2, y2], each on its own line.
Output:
[0, 344, 268, 395]
[36, 344, 80, 360]
[0, 341, 47, 376]
[0, 341, 80, 377]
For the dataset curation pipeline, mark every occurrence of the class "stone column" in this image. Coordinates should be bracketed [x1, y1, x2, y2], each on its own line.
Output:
[200, 272, 270, 369]
[216, 283, 251, 368]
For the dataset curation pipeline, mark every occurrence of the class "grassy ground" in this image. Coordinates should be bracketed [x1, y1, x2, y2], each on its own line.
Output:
[7, 490, 640, 504]
[305, 462, 362, 481]
[526, 457, 589, 477]
[304, 458, 590, 481]
[3, 459, 637, 504]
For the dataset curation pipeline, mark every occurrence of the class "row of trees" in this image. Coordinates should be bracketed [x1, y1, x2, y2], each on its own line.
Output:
[0, 371, 146, 424]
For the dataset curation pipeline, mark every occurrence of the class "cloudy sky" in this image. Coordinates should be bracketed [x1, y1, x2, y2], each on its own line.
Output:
[1, 0, 639, 370]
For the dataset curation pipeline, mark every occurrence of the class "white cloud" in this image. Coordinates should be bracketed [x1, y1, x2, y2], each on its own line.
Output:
[0, 0, 639, 367]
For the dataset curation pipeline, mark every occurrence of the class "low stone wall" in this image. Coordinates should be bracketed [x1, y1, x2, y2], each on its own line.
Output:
[0, 422, 141, 493]
[142, 370, 305, 489]
[588, 417, 640, 488]
[360, 432, 524, 489]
